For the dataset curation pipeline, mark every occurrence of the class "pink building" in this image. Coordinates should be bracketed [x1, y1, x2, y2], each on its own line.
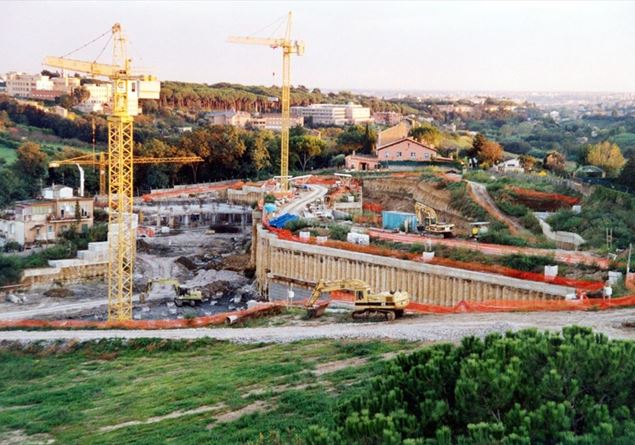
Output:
[377, 137, 438, 162]
[344, 153, 382, 171]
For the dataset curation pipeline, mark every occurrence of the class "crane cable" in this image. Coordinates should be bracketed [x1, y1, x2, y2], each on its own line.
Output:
[60, 27, 112, 59]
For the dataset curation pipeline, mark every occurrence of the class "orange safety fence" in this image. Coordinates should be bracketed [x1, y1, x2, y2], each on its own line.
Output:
[307, 176, 339, 186]
[329, 292, 635, 314]
[0, 303, 284, 330]
[509, 186, 581, 206]
[264, 225, 603, 293]
[363, 202, 383, 213]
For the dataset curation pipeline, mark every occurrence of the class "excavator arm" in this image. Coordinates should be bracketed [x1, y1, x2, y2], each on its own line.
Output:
[414, 202, 438, 226]
[305, 279, 370, 308]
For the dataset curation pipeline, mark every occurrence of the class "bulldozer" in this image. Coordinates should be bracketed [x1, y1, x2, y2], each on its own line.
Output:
[143, 278, 205, 307]
[305, 279, 409, 321]
[414, 202, 455, 237]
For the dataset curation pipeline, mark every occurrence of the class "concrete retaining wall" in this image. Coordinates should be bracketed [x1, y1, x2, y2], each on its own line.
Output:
[254, 225, 575, 306]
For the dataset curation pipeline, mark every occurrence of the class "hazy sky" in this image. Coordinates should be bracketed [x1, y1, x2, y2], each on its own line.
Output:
[2, 1, 634, 92]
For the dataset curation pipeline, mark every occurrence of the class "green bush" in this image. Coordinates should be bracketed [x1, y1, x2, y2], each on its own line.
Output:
[264, 193, 277, 204]
[497, 200, 529, 217]
[501, 253, 554, 272]
[328, 224, 350, 241]
[2, 240, 22, 253]
[307, 327, 635, 445]
[285, 218, 311, 233]
[478, 229, 528, 247]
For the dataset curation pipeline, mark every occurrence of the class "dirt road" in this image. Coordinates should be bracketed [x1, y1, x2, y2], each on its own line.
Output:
[467, 181, 536, 240]
[2, 308, 634, 343]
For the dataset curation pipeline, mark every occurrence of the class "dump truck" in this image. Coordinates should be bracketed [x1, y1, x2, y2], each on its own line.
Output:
[414, 202, 455, 237]
[305, 279, 409, 320]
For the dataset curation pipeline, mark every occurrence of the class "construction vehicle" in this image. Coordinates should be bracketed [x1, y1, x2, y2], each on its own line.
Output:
[44, 23, 159, 321]
[228, 11, 304, 192]
[414, 202, 455, 237]
[143, 279, 205, 307]
[305, 279, 409, 320]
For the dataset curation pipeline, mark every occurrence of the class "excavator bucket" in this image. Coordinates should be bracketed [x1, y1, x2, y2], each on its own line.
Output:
[306, 301, 329, 319]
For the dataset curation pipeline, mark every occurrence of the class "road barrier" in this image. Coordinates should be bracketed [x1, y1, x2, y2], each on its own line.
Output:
[0, 303, 284, 330]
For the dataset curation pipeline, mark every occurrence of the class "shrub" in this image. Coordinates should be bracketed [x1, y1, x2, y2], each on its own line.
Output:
[264, 194, 277, 204]
[285, 218, 311, 233]
[328, 224, 350, 241]
[3, 240, 22, 253]
[307, 328, 635, 445]
[501, 253, 554, 272]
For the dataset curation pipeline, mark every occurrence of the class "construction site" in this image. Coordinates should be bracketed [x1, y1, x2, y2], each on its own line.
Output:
[3, 6, 635, 444]
[0, 18, 634, 335]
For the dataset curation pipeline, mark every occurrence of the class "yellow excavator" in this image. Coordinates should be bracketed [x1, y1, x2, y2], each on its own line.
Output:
[305, 279, 409, 320]
[142, 279, 204, 307]
[414, 202, 455, 237]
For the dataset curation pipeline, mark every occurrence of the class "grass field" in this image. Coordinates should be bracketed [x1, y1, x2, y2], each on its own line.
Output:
[0, 338, 422, 445]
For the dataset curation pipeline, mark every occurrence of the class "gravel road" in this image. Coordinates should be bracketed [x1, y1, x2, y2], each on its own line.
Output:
[2, 308, 634, 343]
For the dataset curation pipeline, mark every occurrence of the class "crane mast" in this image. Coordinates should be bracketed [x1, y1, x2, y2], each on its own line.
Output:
[44, 23, 158, 321]
[228, 11, 304, 192]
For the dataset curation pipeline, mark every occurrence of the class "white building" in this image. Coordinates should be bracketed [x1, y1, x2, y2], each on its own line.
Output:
[291, 104, 347, 126]
[75, 83, 112, 113]
[249, 113, 304, 131]
[344, 102, 372, 124]
[6, 73, 54, 98]
[205, 110, 251, 127]
[291, 102, 371, 126]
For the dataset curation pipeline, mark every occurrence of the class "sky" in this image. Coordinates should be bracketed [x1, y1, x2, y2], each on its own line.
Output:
[1, 1, 634, 93]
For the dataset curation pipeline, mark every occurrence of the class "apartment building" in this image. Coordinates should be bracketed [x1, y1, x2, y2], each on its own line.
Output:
[6, 73, 54, 98]
[75, 83, 113, 113]
[205, 110, 251, 127]
[248, 113, 304, 131]
[291, 102, 371, 126]
[0, 186, 94, 246]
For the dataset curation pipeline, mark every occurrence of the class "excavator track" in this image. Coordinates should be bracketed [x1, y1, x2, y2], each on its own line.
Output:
[352, 310, 397, 321]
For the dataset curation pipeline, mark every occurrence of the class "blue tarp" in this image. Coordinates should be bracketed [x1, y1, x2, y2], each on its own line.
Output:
[263, 203, 277, 214]
[269, 213, 299, 229]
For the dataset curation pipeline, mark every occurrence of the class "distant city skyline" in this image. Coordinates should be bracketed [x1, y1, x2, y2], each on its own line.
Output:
[1, 1, 634, 93]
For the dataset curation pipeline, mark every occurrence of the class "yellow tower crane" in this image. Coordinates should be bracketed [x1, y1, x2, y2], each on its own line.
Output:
[49, 153, 203, 196]
[228, 11, 304, 192]
[44, 23, 159, 321]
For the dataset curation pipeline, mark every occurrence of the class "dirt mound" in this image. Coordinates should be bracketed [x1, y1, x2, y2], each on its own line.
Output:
[222, 254, 251, 272]
[175, 256, 198, 271]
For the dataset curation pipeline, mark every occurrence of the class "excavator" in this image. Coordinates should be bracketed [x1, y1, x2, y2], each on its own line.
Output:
[414, 202, 455, 237]
[142, 279, 204, 307]
[305, 279, 409, 320]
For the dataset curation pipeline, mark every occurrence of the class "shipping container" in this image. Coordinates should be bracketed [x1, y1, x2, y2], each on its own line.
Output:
[381, 211, 418, 231]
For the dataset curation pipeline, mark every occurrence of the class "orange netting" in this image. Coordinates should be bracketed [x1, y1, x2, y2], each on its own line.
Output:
[353, 214, 381, 225]
[363, 202, 383, 213]
[509, 187, 580, 206]
[265, 225, 603, 293]
[0, 303, 284, 330]
[307, 176, 339, 185]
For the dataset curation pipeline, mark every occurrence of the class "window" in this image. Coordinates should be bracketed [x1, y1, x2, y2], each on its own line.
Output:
[410, 152, 416, 159]
[82, 224, 89, 233]
[384, 152, 389, 159]
[397, 151, 402, 158]
[424, 153, 430, 160]
[47, 225, 53, 233]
